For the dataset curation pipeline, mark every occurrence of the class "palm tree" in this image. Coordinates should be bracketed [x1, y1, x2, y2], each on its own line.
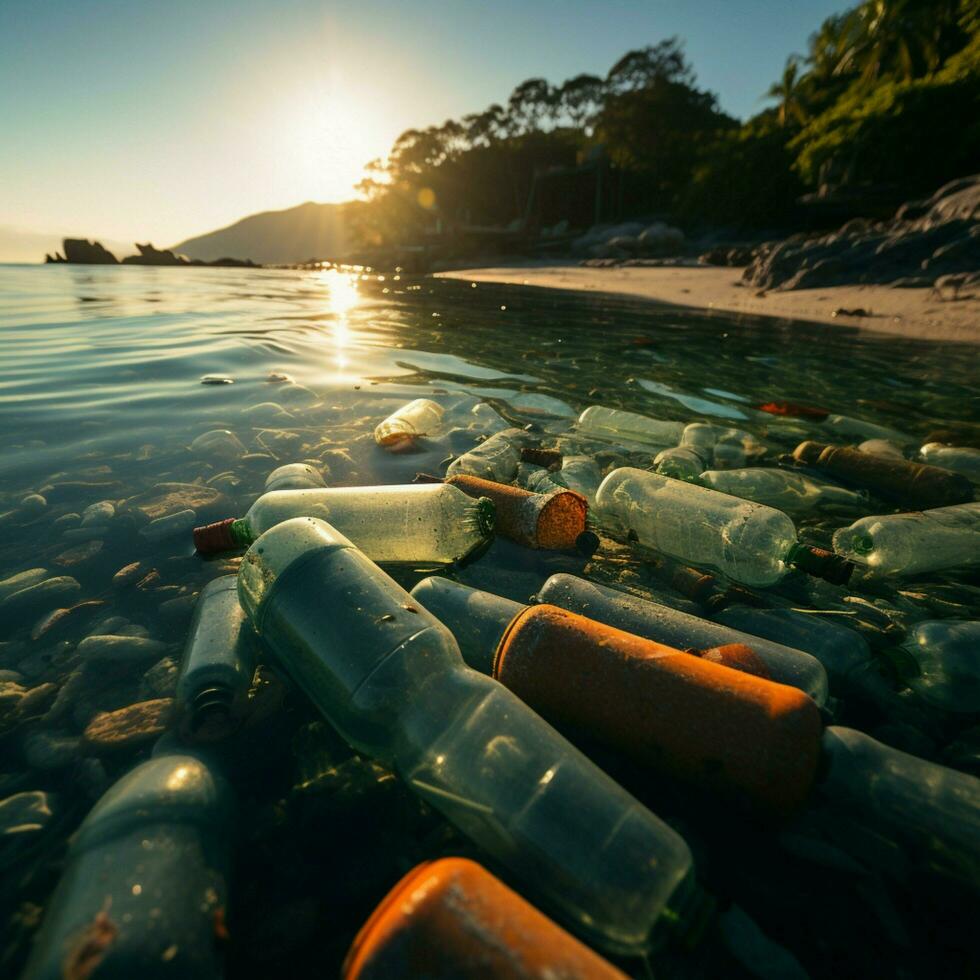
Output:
[765, 56, 807, 126]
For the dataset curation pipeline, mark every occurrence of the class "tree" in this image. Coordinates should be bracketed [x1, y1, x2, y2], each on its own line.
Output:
[507, 78, 555, 133]
[557, 74, 605, 130]
[765, 56, 808, 127]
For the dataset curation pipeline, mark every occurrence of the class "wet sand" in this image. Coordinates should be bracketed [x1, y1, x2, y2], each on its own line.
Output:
[437, 263, 980, 344]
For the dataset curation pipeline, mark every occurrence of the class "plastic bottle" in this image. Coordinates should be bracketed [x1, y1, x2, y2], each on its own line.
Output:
[237, 517, 695, 954]
[560, 455, 603, 502]
[576, 406, 685, 448]
[192, 484, 495, 565]
[264, 462, 327, 492]
[699, 468, 866, 515]
[515, 462, 568, 494]
[919, 443, 980, 483]
[176, 576, 258, 741]
[445, 427, 531, 482]
[595, 467, 853, 588]
[899, 620, 980, 713]
[821, 414, 910, 445]
[21, 750, 234, 980]
[816, 726, 980, 889]
[793, 441, 974, 509]
[409, 577, 824, 818]
[654, 445, 708, 482]
[374, 398, 445, 449]
[832, 502, 980, 577]
[533, 574, 828, 704]
[857, 439, 905, 460]
[343, 858, 628, 980]
[680, 423, 764, 469]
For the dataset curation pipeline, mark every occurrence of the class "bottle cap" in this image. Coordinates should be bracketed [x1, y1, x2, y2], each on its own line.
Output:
[786, 543, 855, 585]
[193, 518, 239, 554]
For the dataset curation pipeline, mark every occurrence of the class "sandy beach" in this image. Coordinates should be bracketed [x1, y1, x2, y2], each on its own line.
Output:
[438, 263, 980, 344]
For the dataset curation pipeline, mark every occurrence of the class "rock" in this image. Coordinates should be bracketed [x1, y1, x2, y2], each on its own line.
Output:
[0, 791, 57, 864]
[124, 482, 227, 521]
[138, 508, 197, 541]
[0, 577, 82, 628]
[75, 635, 168, 664]
[53, 512, 81, 529]
[22, 730, 81, 770]
[112, 562, 144, 588]
[18, 494, 47, 517]
[61, 526, 108, 541]
[0, 569, 49, 602]
[139, 656, 180, 699]
[80, 500, 115, 526]
[189, 430, 248, 461]
[53, 541, 103, 567]
[266, 371, 294, 383]
[82, 698, 174, 752]
[121, 242, 187, 266]
[157, 594, 197, 627]
[17, 642, 72, 681]
[0, 670, 23, 683]
[201, 374, 234, 385]
[62, 238, 118, 263]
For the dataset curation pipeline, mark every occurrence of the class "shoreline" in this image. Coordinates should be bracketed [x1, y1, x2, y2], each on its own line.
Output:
[436, 262, 980, 344]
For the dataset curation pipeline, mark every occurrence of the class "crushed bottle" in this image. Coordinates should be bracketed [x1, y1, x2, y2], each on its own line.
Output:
[445, 427, 531, 482]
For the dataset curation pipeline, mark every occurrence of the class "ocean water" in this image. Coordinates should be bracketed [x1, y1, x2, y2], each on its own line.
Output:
[1, 263, 978, 977]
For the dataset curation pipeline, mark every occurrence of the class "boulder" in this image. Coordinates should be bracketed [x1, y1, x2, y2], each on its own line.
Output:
[62, 239, 118, 264]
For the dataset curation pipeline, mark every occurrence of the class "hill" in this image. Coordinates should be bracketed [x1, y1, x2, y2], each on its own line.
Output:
[171, 200, 352, 265]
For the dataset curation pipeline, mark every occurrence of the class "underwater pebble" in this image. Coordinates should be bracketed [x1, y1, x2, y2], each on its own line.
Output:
[139, 656, 179, 700]
[83, 697, 174, 752]
[0, 569, 49, 603]
[139, 508, 197, 541]
[86, 615, 128, 636]
[18, 494, 47, 517]
[61, 526, 108, 541]
[157, 594, 197, 627]
[22, 730, 82, 770]
[52, 512, 81, 529]
[0, 791, 56, 859]
[80, 500, 115, 526]
[266, 371, 294, 383]
[201, 374, 234, 385]
[0, 577, 82, 627]
[53, 541, 103, 567]
[125, 482, 226, 521]
[189, 430, 247, 462]
[76, 635, 168, 664]
[112, 562, 144, 588]
[16, 643, 72, 681]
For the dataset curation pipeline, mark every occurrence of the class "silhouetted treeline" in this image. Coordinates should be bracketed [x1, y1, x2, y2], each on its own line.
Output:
[350, 0, 980, 247]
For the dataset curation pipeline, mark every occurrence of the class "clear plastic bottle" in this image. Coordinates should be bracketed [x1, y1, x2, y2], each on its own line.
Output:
[22, 749, 234, 980]
[654, 446, 708, 482]
[596, 467, 852, 588]
[832, 502, 980, 577]
[919, 443, 980, 483]
[857, 439, 906, 460]
[680, 423, 763, 469]
[901, 620, 980, 712]
[516, 463, 567, 494]
[265, 462, 327, 492]
[560, 455, 603, 502]
[237, 517, 694, 954]
[445, 427, 531, 482]
[193, 484, 495, 565]
[821, 414, 910, 444]
[533, 573, 828, 704]
[816, 726, 980, 889]
[176, 576, 258, 741]
[576, 406, 685, 448]
[374, 398, 445, 449]
[699, 468, 867, 515]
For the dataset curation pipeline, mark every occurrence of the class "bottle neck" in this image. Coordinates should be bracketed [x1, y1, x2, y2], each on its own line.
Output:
[229, 518, 254, 549]
[786, 542, 854, 585]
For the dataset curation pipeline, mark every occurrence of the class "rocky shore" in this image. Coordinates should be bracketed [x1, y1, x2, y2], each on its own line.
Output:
[45, 238, 258, 268]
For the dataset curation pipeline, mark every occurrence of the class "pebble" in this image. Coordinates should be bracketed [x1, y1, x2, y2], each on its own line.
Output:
[18, 494, 48, 517]
[62, 526, 109, 541]
[112, 561, 143, 588]
[80, 500, 115, 526]
[30, 601, 105, 642]
[190, 430, 247, 461]
[17, 643, 72, 680]
[86, 615, 129, 636]
[158, 594, 197, 627]
[52, 512, 81, 529]
[83, 698, 174, 752]
[0, 577, 82, 627]
[125, 482, 227, 522]
[266, 371, 294, 383]
[139, 508, 197, 541]
[0, 569, 49, 603]
[201, 374, 234, 385]
[76, 635, 169, 664]
[139, 656, 180, 699]
[0, 791, 56, 861]
[53, 540, 103, 567]
[22, 730, 82, 770]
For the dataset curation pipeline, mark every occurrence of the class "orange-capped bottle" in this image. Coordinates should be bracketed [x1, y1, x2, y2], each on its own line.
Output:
[344, 858, 628, 979]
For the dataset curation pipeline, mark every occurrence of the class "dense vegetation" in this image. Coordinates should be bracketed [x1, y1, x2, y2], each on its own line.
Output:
[351, 0, 980, 247]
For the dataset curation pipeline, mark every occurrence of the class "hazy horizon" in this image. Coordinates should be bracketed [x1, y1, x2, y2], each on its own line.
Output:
[1, 0, 848, 261]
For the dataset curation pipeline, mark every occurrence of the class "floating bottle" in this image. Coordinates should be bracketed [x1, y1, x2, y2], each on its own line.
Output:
[533, 574, 828, 704]
[22, 750, 234, 980]
[445, 427, 531, 482]
[576, 406, 685, 448]
[792, 441, 974, 509]
[832, 502, 980, 577]
[816, 726, 980, 889]
[237, 517, 694, 954]
[264, 462, 327, 492]
[192, 484, 495, 565]
[409, 576, 822, 818]
[443, 473, 589, 551]
[374, 398, 445, 450]
[343, 858, 628, 980]
[680, 423, 764, 469]
[919, 443, 980, 483]
[176, 576, 258, 741]
[899, 620, 980, 713]
[560, 455, 603, 502]
[699, 468, 866, 515]
[595, 467, 853, 588]
[654, 445, 708, 482]
[515, 462, 568, 494]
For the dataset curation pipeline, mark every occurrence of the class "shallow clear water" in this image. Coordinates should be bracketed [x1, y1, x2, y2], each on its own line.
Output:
[1, 264, 978, 977]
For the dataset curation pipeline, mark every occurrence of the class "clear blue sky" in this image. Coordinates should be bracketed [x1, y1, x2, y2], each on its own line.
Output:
[0, 0, 850, 258]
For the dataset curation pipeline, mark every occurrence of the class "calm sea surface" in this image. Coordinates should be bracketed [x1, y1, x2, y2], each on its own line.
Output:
[1, 263, 977, 977]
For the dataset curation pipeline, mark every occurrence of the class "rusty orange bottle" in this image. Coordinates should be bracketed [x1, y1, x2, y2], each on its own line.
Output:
[344, 858, 628, 979]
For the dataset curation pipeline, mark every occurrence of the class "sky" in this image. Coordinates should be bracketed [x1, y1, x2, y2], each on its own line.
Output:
[0, 0, 850, 260]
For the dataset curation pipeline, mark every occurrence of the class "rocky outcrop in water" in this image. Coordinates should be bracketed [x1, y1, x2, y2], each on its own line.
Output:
[743, 175, 980, 291]
[45, 239, 259, 268]
[45, 239, 119, 264]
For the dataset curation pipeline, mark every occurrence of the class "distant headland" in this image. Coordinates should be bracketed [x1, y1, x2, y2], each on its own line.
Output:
[45, 239, 259, 268]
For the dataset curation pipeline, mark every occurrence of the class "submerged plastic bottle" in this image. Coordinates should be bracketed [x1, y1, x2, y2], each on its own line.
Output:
[533, 574, 828, 704]
[559, 455, 603, 502]
[817, 726, 980, 889]
[265, 462, 327, 492]
[899, 620, 980, 713]
[193, 484, 495, 565]
[654, 445, 708, 482]
[237, 517, 695, 954]
[409, 576, 824, 818]
[919, 443, 980, 483]
[343, 858, 628, 980]
[22, 749, 234, 980]
[699, 468, 866, 515]
[793, 441, 974, 509]
[596, 467, 853, 588]
[445, 427, 531, 483]
[576, 406, 685, 448]
[680, 423, 764, 469]
[832, 502, 980, 577]
[374, 398, 445, 449]
[176, 576, 258, 741]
